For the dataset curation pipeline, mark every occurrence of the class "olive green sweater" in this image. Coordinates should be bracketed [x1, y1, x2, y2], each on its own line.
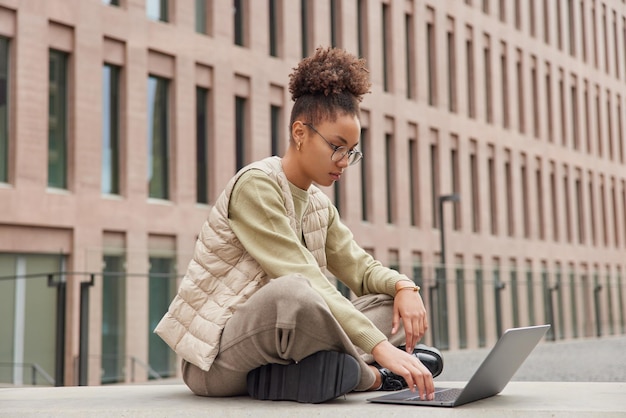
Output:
[228, 169, 412, 354]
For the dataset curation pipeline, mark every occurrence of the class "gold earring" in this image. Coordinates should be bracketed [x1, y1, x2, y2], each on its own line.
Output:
[297, 142, 301, 151]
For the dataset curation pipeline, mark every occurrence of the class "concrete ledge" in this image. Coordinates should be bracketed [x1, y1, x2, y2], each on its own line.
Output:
[1, 382, 625, 417]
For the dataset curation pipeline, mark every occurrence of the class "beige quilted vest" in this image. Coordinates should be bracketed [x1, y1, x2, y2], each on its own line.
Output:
[154, 157, 331, 371]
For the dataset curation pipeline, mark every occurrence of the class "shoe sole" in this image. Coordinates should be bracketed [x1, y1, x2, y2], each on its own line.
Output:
[246, 351, 361, 403]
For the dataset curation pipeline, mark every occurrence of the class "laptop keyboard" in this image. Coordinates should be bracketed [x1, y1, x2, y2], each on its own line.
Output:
[406, 388, 462, 403]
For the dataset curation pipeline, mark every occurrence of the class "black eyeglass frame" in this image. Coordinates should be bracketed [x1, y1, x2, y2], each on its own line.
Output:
[303, 123, 363, 166]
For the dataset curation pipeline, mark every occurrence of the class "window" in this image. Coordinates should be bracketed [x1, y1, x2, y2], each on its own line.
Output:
[543, 0, 550, 44]
[529, 0, 536, 36]
[102, 64, 121, 195]
[195, 0, 208, 34]
[612, 180, 619, 247]
[234, 0, 247, 46]
[567, 0, 576, 56]
[269, 0, 281, 57]
[148, 255, 176, 378]
[584, 80, 591, 152]
[521, 156, 530, 238]
[405, 11, 416, 99]
[474, 256, 486, 347]
[602, 4, 609, 73]
[618, 96, 624, 163]
[525, 260, 535, 324]
[235, 96, 248, 171]
[531, 57, 539, 138]
[545, 63, 554, 142]
[48, 49, 69, 189]
[516, 49, 524, 133]
[536, 161, 545, 240]
[571, 76, 580, 149]
[595, 86, 603, 157]
[564, 167, 572, 242]
[430, 135, 440, 228]
[514, 0, 521, 30]
[600, 177, 608, 246]
[484, 34, 493, 123]
[446, 18, 457, 113]
[330, 0, 341, 48]
[569, 264, 578, 337]
[385, 130, 395, 224]
[426, 9, 437, 106]
[550, 163, 559, 241]
[556, 0, 563, 49]
[147, 75, 170, 199]
[408, 134, 419, 226]
[196, 87, 210, 204]
[0, 37, 8, 183]
[270, 105, 282, 157]
[147, 0, 168, 22]
[505, 153, 514, 236]
[382, 3, 392, 92]
[500, 42, 509, 129]
[589, 174, 597, 245]
[470, 142, 480, 232]
[357, 0, 368, 59]
[451, 139, 461, 230]
[580, 0, 588, 62]
[509, 259, 520, 327]
[301, 0, 311, 57]
[360, 126, 370, 221]
[559, 69, 566, 146]
[101, 253, 126, 384]
[592, 2, 598, 68]
[488, 148, 497, 235]
[454, 255, 467, 348]
[466, 26, 475, 118]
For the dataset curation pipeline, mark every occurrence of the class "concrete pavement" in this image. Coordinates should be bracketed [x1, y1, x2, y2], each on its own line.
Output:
[1, 336, 625, 417]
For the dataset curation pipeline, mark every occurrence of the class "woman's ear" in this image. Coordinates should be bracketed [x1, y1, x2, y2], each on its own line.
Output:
[292, 120, 306, 143]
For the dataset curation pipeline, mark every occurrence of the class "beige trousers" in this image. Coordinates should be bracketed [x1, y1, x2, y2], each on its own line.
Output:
[182, 274, 405, 396]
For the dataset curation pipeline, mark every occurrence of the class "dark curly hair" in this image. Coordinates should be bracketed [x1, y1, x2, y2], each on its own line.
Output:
[288, 46, 371, 130]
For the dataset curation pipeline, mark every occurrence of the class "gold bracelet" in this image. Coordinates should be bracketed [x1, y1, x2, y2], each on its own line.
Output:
[396, 285, 420, 293]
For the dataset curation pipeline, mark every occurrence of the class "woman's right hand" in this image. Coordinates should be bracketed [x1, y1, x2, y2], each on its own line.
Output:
[371, 340, 435, 400]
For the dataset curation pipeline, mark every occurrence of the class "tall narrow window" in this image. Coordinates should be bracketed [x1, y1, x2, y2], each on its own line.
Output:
[357, 0, 368, 59]
[550, 163, 559, 241]
[466, 26, 475, 118]
[571, 76, 580, 150]
[536, 160, 545, 240]
[484, 34, 493, 123]
[102, 64, 121, 195]
[488, 148, 497, 235]
[147, 75, 170, 199]
[408, 133, 419, 226]
[580, 0, 588, 62]
[0, 37, 9, 183]
[235, 96, 247, 171]
[595, 86, 603, 157]
[360, 127, 370, 221]
[529, 0, 536, 36]
[430, 136, 440, 228]
[148, 255, 176, 378]
[330, 0, 341, 48]
[470, 141, 480, 233]
[48, 49, 69, 189]
[559, 69, 567, 146]
[301, 0, 310, 58]
[589, 175, 597, 245]
[269, 0, 281, 57]
[611, 180, 619, 248]
[499, 0, 505, 22]
[426, 9, 437, 106]
[514, 0, 521, 30]
[543, 0, 550, 44]
[602, 4, 609, 73]
[446, 18, 457, 112]
[196, 87, 209, 204]
[382, 3, 392, 92]
[584, 80, 591, 152]
[505, 153, 514, 236]
[592, 2, 598, 68]
[607, 91, 614, 160]
[234, 0, 247, 47]
[385, 131, 395, 224]
[545, 63, 554, 142]
[147, 0, 168, 22]
[556, 0, 563, 49]
[531, 56, 539, 138]
[451, 140, 461, 230]
[617, 96, 624, 163]
[270, 105, 282, 157]
[405, 11, 416, 99]
[521, 157, 530, 238]
[516, 49, 524, 133]
[500, 42, 509, 128]
[600, 178, 608, 246]
[195, 0, 207, 34]
[101, 253, 126, 384]
[567, 0, 576, 56]
[564, 167, 572, 242]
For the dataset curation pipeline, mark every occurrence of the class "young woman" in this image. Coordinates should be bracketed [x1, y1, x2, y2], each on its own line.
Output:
[155, 47, 442, 404]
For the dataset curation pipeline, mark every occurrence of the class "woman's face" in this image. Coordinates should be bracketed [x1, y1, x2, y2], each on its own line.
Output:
[292, 113, 361, 189]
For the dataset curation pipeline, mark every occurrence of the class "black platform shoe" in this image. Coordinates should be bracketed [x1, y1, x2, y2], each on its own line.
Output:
[374, 344, 444, 391]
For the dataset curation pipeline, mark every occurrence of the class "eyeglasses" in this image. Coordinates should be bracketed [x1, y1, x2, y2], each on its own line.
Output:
[303, 123, 363, 166]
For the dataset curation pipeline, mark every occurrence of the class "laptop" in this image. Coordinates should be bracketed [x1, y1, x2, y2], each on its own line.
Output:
[367, 324, 550, 407]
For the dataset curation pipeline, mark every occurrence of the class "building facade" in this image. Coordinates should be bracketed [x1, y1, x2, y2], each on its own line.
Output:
[0, 0, 625, 386]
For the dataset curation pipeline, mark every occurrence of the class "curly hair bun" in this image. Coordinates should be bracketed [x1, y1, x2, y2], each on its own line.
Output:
[289, 46, 371, 102]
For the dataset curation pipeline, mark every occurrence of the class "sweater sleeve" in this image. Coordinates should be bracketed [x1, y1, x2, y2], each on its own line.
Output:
[228, 170, 388, 353]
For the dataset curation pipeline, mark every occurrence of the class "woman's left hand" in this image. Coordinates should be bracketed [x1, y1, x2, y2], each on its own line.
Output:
[391, 283, 429, 352]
